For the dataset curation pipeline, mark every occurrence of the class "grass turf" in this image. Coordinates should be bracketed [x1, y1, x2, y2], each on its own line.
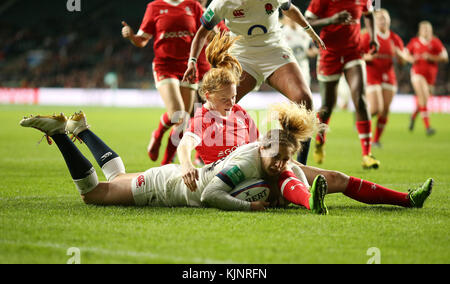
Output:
[0, 105, 449, 264]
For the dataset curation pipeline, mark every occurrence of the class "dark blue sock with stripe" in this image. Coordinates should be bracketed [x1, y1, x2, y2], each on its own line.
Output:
[77, 129, 119, 168]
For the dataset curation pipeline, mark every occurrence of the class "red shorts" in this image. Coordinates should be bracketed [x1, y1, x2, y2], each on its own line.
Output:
[317, 49, 363, 82]
[366, 66, 397, 91]
[411, 66, 438, 86]
[152, 60, 199, 89]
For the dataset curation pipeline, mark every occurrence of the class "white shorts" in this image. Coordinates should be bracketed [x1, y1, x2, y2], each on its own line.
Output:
[131, 164, 201, 207]
[230, 43, 297, 88]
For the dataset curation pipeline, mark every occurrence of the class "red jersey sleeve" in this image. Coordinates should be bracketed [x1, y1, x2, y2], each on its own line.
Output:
[362, 0, 373, 14]
[193, 1, 204, 29]
[186, 109, 206, 144]
[237, 106, 259, 142]
[431, 37, 445, 55]
[406, 38, 415, 54]
[306, 0, 327, 19]
[139, 3, 155, 36]
[391, 32, 404, 50]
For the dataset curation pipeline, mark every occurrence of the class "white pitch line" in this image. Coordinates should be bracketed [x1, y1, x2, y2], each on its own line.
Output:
[0, 239, 237, 264]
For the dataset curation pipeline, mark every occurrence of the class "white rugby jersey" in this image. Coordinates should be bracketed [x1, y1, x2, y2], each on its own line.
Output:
[200, 0, 292, 48]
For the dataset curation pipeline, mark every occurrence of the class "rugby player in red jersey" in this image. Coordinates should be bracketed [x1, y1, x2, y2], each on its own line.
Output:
[122, 0, 205, 165]
[361, 9, 411, 147]
[305, 0, 380, 169]
[406, 21, 448, 135]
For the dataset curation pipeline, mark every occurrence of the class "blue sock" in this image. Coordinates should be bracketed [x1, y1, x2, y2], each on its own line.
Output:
[297, 138, 311, 165]
[77, 129, 119, 168]
[52, 134, 94, 180]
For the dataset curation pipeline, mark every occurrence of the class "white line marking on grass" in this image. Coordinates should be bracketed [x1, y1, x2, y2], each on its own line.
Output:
[0, 239, 236, 264]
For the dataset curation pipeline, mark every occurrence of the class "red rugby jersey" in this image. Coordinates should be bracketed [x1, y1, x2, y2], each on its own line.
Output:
[139, 0, 204, 64]
[406, 37, 445, 76]
[306, 0, 373, 53]
[185, 104, 259, 164]
[361, 30, 404, 71]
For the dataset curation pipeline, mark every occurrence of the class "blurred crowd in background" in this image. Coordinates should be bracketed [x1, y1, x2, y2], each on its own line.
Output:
[0, 0, 448, 94]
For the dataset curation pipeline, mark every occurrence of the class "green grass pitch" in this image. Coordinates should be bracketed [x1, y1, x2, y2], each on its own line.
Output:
[0, 104, 449, 264]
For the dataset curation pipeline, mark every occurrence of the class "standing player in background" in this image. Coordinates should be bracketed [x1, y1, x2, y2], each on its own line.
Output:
[280, 15, 319, 88]
[121, 0, 205, 165]
[305, 0, 380, 169]
[361, 9, 412, 147]
[183, 0, 325, 166]
[406, 21, 448, 136]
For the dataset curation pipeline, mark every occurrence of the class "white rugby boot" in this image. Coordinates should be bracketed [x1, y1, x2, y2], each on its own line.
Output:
[66, 111, 90, 142]
[20, 113, 68, 144]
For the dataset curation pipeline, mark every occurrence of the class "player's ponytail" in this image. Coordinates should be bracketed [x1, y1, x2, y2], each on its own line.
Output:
[261, 102, 325, 153]
[199, 32, 242, 98]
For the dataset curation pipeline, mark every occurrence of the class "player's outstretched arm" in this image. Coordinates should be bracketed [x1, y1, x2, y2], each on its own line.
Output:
[282, 5, 326, 50]
[183, 25, 212, 83]
[201, 177, 268, 211]
[363, 12, 379, 54]
[306, 10, 353, 28]
[121, 21, 151, 48]
[178, 135, 200, 192]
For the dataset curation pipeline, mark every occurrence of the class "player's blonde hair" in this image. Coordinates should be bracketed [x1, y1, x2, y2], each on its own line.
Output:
[199, 32, 242, 98]
[261, 102, 324, 153]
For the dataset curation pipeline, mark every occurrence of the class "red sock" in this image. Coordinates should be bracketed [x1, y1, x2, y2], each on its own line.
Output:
[315, 116, 330, 144]
[344, 176, 411, 207]
[419, 106, 431, 129]
[278, 171, 311, 209]
[356, 120, 372, 156]
[161, 128, 183, 165]
[373, 116, 388, 143]
[154, 112, 174, 139]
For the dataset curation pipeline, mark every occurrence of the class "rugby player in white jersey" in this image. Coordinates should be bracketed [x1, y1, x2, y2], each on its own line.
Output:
[183, 0, 325, 165]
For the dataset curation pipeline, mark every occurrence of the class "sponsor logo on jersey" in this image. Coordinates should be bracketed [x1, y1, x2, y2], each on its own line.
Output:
[160, 31, 195, 39]
[185, 7, 192, 16]
[265, 3, 274, 15]
[160, 9, 168, 14]
[233, 9, 245, 18]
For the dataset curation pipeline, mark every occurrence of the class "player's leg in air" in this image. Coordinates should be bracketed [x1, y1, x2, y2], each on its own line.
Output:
[297, 162, 433, 209]
[20, 112, 138, 206]
[266, 62, 314, 165]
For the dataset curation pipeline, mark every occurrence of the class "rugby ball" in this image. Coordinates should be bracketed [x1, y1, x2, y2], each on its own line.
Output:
[229, 178, 270, 202]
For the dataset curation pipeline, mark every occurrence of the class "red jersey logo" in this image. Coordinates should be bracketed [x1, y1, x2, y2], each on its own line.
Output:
[136, 175, 146, 189]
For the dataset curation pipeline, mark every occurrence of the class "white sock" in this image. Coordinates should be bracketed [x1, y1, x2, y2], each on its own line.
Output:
[73, 168, 99, 195]
[101, 157, 126, 181]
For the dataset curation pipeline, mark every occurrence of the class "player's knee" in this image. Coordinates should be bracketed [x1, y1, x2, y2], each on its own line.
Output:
[80, 184, 106, 205]
[325, 171, 348, 192]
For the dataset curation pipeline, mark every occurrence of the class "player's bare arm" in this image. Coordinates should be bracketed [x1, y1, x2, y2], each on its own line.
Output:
[177, 135, 200, 192]
[306, 10, 353, 28]
[121, 21, 151, 48]
[363, 12, 379, 54]
[183, 25, 212, 83]
[282, 5, 326, 50]
[423, 49, 449, 63]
